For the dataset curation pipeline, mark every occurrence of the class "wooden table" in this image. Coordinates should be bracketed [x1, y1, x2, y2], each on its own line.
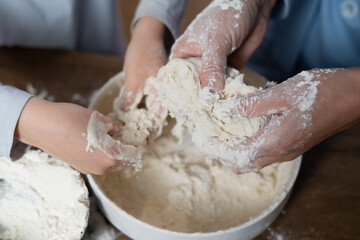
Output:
[1, 47, 359, 240]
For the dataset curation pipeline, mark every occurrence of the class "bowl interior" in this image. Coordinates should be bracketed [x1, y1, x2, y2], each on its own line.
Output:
[87, 69, 301, 240]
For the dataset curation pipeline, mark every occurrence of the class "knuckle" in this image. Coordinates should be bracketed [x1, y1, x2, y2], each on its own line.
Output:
[106, 158, 119, 168]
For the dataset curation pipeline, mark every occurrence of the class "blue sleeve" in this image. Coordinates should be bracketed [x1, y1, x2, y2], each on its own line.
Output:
[271, 0, 295, 19]
[0, 84, 32, 159]
[132, 0, 188, 39]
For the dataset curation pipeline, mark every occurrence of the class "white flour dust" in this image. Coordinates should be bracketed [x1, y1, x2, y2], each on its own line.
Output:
[26, 83, 55, 101]
[211, 0, 244, 11]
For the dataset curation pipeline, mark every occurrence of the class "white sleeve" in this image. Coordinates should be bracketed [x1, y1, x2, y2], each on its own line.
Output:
[132, 0, 188, 40]
[0, 84, 32, 159]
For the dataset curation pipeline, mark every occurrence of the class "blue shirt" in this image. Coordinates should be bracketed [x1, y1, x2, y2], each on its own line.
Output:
[247, 0, 360, 80]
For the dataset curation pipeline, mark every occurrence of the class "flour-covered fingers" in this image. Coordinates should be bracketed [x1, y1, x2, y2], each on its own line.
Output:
[219, 113, 290, 170]
[229, 87, 291, 118]
[86, 111, 142, 167]
[199, 43, 229, 91]
[170, 0, 275, 92]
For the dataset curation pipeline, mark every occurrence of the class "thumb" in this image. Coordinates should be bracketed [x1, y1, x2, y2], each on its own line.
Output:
[233, 90, 290, 118]
[200, 43, 231, 91]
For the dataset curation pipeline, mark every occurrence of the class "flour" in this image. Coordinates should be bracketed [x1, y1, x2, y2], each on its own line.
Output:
[158, 58, 269, 168]
[26, 83, 55, 101]
[211, 0, 244, 11]
[71, 93, 88, 105]
[296, 71, 320, 112]
[0, 150, 89, 240]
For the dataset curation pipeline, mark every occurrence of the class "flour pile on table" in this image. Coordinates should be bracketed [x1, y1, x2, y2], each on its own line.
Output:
[0, 150, 89, 240]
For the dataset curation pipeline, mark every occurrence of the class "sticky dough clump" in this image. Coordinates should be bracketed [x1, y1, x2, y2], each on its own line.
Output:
[158, 58, 269, 168]
[92, 59, 299, 234]
[112, 76, 167, 146]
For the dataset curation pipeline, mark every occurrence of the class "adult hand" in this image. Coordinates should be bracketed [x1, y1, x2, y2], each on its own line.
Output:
[15, 97, 131, 175]
[217, 68, 360, 173]
[121, 17, 167, 111]
[171, 0, 277, 92]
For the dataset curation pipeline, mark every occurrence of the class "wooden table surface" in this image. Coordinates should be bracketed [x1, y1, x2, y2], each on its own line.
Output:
[1, 47, 359, 240]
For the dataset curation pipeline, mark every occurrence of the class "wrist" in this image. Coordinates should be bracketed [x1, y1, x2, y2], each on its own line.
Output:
[312, 68, 360, 135]
[337, 68, 360, 121]
[133, 16, 166, 41]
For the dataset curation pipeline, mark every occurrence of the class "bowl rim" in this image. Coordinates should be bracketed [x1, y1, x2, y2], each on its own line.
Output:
[86, 69, 302, 237]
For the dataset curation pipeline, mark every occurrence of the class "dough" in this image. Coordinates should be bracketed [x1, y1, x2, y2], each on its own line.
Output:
[0, 150, 89, 240]
[91, 63, 297, 233]
[113, 76, 167, 146]
[87, 58, 268, 169]
[158, 58, 269, 168]
[94, 126, 296, 233]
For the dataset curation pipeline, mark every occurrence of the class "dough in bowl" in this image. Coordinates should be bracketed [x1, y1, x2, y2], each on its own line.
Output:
[91, 59, 296, 233]
[158, 58, 269, 169]
[94, 124, 296, 233]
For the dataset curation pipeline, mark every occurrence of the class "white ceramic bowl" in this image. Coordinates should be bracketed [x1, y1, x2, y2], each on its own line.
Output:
[87, 71, 302, 240]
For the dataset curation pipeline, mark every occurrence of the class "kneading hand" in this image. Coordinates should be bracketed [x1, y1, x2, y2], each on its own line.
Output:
[219, 68, 360, 173]
[15, 97, 131, 175]
[171, 0, 276, 92]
